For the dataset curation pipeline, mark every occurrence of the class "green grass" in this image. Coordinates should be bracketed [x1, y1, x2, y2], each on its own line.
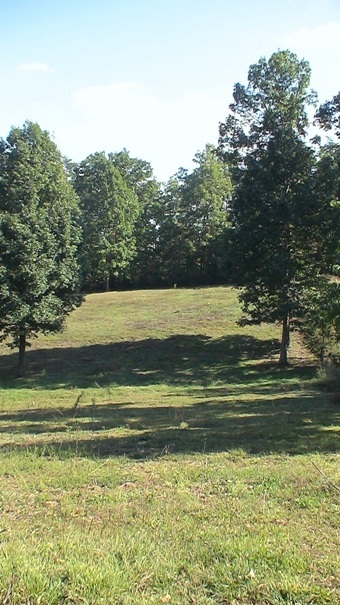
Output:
[0, 287, 339, 604]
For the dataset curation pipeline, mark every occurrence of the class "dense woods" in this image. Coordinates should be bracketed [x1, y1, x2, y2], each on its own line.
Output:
[0, 50, 339, 371]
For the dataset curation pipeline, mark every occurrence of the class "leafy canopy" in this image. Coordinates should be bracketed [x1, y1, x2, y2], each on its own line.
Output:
[75, 152, 139, 290]
[218, 50, 335, 363]
[0, 121, 82, 352]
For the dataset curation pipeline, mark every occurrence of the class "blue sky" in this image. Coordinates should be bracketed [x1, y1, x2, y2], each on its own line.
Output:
[1, 0, 339, 181]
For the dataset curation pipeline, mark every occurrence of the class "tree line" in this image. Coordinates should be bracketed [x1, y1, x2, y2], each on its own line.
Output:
[0, 50, 339, 375]
[68, 143, 233, 292]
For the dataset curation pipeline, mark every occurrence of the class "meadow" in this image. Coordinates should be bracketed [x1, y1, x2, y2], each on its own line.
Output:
[0, 287, 339, 605]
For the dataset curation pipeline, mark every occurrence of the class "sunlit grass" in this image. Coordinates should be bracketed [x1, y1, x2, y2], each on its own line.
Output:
[0, 287, 339, 604]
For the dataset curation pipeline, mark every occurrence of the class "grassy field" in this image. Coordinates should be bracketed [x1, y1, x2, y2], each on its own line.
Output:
[0, 287, 339, 604]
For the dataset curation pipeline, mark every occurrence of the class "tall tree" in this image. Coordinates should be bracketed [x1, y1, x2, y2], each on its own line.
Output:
[110, 149, 162, 288]
[157, 170, 191, 286]
[75, 152, 139, 291]
[315, 93, 340, 274]
[0, 122, 82, 377]
[157, 148, 232, 287]
[300, 93, 340, 359]
[180, 145, 232, 284]
[218, 50, 335, 364]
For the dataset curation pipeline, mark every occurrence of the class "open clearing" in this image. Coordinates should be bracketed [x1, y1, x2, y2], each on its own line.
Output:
[0, 287, 339, 604]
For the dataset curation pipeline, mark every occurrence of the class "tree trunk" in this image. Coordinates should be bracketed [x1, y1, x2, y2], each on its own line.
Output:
[18, 333, 26, 378]
[279, 313, 290, 365]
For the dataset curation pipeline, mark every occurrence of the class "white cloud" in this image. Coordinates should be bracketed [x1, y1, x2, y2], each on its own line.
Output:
[18, 62, 55, 73]
[282, 21, 340, 52]
[54, 81, 228, 181]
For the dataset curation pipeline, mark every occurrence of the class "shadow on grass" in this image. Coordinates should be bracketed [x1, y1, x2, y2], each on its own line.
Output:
[0, 393, 339, 457]
[2, 333, 336, 458]
[0, 333, 310, 390]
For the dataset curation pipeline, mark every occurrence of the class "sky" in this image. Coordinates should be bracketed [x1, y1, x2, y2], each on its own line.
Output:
[1, 0, 340, 182]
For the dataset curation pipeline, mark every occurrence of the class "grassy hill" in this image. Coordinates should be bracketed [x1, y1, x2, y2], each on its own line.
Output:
[0, 287, 339, 604]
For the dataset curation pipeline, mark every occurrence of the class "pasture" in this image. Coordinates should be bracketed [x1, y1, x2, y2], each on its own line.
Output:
[0, 287, 339, 604]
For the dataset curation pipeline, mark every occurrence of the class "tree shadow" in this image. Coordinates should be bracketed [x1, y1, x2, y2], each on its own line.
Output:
[1, 333, 335, 458]
[0, 392, 338, 457]
[0, 333, 295, 390]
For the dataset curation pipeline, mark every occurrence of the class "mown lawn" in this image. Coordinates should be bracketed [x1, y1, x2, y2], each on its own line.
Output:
[0, 287, 339, 604]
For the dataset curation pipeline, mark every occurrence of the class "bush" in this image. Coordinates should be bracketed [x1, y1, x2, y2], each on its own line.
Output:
[300, 280, 339, 363]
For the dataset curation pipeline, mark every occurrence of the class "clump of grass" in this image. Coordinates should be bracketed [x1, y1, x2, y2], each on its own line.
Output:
[315, 361, 340, 403]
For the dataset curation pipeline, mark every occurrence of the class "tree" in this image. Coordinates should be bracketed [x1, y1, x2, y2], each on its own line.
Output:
[315, 91, 340, 138]
[312, 144, 340, 274]
[157, 148, 232, 287]
[180, 145, 232, 284]
[0, 122, 82, 377]
[314, 93, 340, 275]
[110, 149, 162, 289]
[157, 170, 191, 286]
[304, 93, 340, 361]
[74, 152, 139, 291]
[300, 278, 340, 363]
[218, 50, 335, 364]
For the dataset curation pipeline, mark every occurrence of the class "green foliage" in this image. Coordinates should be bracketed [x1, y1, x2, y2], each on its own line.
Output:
[0, 121, 82, 373]
[314, 95, 340, 273]
[110, 149, 163, 288]
[234, 134, 320, 321]
[74, 152, 139, 290]
[158, 146, 232, 286]
[181, 145, 232, 283]
[314, 145, 340, 278]
[315, 90, 340, 138]
[218, 50, 316, 172]
[110, 147, 154, 188]
[300, 279, 340, 363]
[157, 170, 192, 286]
[218, 50, 337, 363]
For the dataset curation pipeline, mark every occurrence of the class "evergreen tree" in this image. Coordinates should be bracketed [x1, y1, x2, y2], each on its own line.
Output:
[218, 50, 335, 364]
[0, 122, 82, 376]
[75, 152, 139, 291]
